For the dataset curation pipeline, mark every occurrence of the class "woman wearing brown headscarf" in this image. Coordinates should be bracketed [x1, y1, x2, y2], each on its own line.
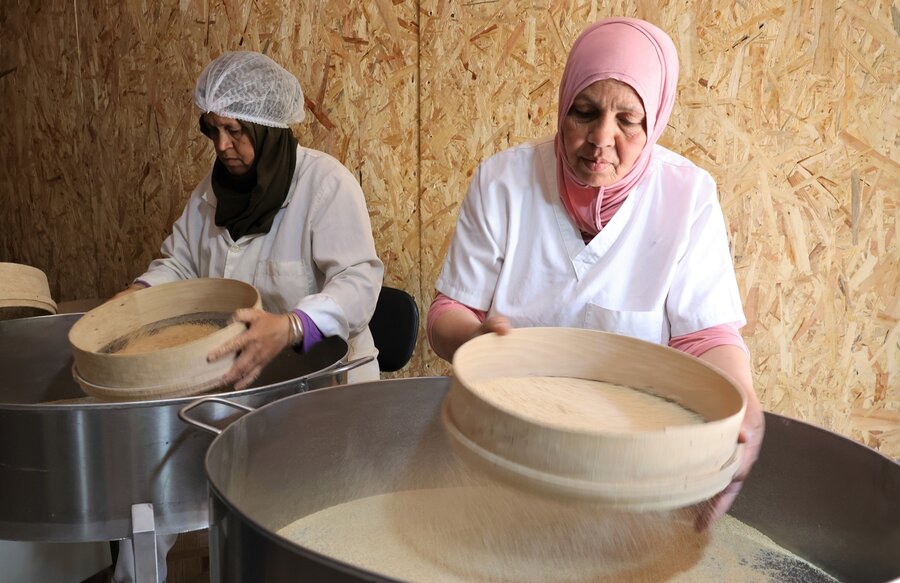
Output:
[118, 51, 383, 389]
[111, 51, 383, 583]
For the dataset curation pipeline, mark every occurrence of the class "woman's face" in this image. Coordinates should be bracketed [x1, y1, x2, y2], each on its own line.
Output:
[201, 113, 255, 176]
[562, 79, 647, 187]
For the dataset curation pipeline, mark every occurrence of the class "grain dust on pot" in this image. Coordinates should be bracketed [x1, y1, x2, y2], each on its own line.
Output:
[194, 378, 900, 583]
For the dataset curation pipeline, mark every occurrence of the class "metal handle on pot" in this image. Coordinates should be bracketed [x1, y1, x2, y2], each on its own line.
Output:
[178, 397, 256, 435]
[303, 355, 376, 384]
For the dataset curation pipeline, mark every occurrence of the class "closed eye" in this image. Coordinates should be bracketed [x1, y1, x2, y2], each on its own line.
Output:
[569, 107, 598, 121]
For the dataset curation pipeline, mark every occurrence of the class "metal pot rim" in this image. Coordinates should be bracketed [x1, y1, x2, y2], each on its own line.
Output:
[0, 313, 351, 411]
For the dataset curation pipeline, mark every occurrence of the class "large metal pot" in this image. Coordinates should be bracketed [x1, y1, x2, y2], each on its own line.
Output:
[193, 377, 900, 583]
[0, 313, 359, 543]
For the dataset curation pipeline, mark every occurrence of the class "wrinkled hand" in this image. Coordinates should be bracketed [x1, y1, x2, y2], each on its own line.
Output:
[109, 282, 148, 302]
[208, 308, 292, 390]
[478, 315, 512, 337]
[432, 311, 513, 362]
[695, 405, 765, 531]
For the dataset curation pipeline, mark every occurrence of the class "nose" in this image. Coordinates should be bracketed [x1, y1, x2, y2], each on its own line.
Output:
[212, 130, 234, 154]
[586, 114, 616, 149]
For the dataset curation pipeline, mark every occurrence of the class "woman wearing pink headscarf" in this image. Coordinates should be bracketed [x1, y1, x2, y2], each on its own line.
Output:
[428, 17, 764, 529]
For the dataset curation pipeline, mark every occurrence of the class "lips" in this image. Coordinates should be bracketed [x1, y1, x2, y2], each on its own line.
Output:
[580, 156, 613, 172]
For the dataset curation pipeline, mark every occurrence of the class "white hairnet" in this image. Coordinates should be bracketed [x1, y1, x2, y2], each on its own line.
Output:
[194, 51, 305, 128]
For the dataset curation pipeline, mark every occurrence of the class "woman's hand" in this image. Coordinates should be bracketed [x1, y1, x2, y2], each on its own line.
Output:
[479, 315, 512, 337]
[109, 282, 148, 301]
[695, 403, 765, 530]
[694, 344, 765, 531]
[208, 308, 292, 390]
[431, 311, 512, 362]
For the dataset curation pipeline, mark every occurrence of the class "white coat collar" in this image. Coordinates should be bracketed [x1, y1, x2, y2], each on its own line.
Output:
[538, 140, 644, 280]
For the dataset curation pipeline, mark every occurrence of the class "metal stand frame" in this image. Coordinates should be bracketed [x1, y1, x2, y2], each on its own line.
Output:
[131, 503, 158, 583]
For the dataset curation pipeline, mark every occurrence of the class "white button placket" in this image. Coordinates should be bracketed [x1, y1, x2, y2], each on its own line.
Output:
[224, 243, 242, 278]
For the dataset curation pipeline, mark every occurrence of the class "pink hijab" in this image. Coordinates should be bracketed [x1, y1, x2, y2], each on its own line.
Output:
[555, 18, 679, 235]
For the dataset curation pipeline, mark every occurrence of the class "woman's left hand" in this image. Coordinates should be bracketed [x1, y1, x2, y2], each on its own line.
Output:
[693, 344, 765, 531]
[208, 308, 292, 390]
[695, 404, 765, 531]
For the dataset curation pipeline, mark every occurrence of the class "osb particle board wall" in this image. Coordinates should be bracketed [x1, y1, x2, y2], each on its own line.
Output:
[1, 1, 896, 456]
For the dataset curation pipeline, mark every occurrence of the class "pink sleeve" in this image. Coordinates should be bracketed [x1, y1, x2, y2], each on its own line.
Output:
[426, 292, 486, 350]
[668, 322, 749, 358]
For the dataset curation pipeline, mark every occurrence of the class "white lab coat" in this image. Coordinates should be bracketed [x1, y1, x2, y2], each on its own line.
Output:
[435, 137, 745, 345]
[139, 145, 383, 381]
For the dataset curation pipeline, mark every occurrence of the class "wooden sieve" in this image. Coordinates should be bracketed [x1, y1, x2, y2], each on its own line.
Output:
[68, 278, 261, 401]
[0, 262, 57, 320]
[442, 327, 746, 511]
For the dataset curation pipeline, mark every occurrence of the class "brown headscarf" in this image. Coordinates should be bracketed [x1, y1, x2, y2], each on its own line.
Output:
[201, 117, 298, 241]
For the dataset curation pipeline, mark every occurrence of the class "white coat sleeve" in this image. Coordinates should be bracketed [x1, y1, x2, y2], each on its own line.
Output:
[293, 170, 383, 339]
[665, 175, 746, 337]
[434, 164, 507, 311]
[136, 191, 204, 286]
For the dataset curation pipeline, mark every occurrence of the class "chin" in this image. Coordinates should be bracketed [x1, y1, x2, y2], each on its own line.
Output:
[572, 165, 614, 188]
[577, 174, 612, 188]
[223, 165, 250, 176]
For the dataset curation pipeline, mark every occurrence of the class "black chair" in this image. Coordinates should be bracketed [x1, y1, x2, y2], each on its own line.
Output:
[369, 286, 419, 372]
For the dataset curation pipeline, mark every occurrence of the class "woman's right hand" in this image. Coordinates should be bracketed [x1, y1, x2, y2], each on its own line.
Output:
[430, 311, 512, 362]
[109, 282, 148, 301]
[478, 315, 512, 337]
[208, 308, 294, 390]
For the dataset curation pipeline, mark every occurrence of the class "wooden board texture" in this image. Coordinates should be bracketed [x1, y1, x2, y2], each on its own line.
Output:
[0, 0, 896, 457]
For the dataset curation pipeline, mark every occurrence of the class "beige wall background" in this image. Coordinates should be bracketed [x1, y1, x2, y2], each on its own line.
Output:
[1, 1, 896, 456]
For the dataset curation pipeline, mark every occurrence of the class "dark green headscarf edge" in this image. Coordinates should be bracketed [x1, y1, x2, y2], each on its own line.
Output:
[201, 117, 299, 241]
